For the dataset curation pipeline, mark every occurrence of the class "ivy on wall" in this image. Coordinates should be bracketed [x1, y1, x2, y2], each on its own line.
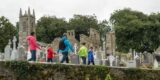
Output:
[0, 61, 160, 80]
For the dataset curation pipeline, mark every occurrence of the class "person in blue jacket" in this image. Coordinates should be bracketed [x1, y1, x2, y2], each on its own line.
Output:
[58, 34, 74, 63]
[88, 47, 95, 65]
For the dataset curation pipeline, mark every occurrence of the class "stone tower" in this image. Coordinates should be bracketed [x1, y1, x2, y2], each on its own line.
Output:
[67, 30, 77, 45]
[19, 8, 36, 48]
[105, 31, 116, 55]
[89, 28, 100, 50]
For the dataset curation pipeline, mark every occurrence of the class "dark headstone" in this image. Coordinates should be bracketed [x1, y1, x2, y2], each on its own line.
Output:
[53, 55, 59, 63]
[155, 54, 160, 62]
[70, 54, 79, 64]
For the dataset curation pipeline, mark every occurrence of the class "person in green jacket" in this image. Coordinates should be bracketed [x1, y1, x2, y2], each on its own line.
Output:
[78, 42, 87, 64]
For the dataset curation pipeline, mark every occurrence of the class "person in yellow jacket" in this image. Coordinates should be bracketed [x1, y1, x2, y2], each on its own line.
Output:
[78, 42, 87, 64]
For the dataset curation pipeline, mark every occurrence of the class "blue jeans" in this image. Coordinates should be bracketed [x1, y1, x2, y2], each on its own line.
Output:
[29, 50, 36, 61]
[47, 58, 53, 62]
[60, 52, 69, 63]
[81, 57, 86, 64]
[88, 59, 95, 65]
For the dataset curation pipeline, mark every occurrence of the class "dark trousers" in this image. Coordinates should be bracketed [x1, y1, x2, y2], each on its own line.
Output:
[47, 58, 53, 62]
[88, 59, 95, 65]
[60, 52, 69, 63]
[29, 50, 36, 61]
[81, 57, 86, 64]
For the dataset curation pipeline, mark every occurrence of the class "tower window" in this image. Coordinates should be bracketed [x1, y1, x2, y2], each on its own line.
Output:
[72, 32, 73, 36]
[68, 32, 70, 36]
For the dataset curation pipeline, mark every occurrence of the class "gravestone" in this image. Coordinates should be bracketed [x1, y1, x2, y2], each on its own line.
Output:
[11, 36, 18, 60]
[153, 58, 158, 68]
[74, 43, 78, 55]
[127, 60, 136, 68]
[70, 54, 79, 64]
[58, 53, 63, 62]
[17, 44, 26, 60]
[94, 59, 102, 65]
[0, 53, 4, 61]
[4, 40, 12, 61]
[36, 49, 41, 61]
[108, 54, 115, 66]
[53, 55, 59, 63]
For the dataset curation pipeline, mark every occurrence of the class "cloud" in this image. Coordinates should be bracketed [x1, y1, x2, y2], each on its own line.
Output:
[0, 0, 160, 25]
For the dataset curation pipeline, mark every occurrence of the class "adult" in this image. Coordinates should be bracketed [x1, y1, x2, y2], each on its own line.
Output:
[26, 32, 40, 61]
[58, 34, 74, 63]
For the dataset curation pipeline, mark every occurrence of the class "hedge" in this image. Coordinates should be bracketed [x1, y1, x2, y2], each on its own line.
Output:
[0, 61, 160, 80]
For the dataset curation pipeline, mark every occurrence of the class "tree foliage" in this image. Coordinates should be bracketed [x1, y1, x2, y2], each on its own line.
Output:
[110, 8, 160, 53]
[69, 14, 99, 41]
[37, 15, 101, 43]
[36, 16, 68, 43]
[98, 20, 111, 46]
[0, 16, 17, 52]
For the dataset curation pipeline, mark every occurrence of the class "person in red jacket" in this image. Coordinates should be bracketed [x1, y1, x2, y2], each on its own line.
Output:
[47, 44, 56, 62]
[26, 32, 40, 61]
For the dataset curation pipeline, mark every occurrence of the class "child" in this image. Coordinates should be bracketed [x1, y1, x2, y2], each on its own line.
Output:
[47, 44, 56, 62]
[78, 42, 87, 64]
[88, 47, 95, 65]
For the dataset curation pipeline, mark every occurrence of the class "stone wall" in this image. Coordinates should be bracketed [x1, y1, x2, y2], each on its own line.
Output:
[1, 61, 160, 80]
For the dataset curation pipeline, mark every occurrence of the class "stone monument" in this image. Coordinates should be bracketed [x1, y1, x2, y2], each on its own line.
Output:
[4, 39, 12, 61]
[11, 36, 18, 60]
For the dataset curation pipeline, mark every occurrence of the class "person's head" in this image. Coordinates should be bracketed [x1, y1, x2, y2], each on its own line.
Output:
[48, 44, 52, 48]
[82, 42, 86, 45]
[30, 32, 35, 36]
[90, 47, 93, 50]
[63, 33, 67, 37]
[62, 33, 67, 40]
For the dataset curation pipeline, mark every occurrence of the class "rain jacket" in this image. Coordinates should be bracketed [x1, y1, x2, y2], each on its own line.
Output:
[88, 49, 94, 61]
[78, 45, 87, 57]
[47, 47, 56, 58]
[26, 35, 39, 50]
[58, 36, 74, 53]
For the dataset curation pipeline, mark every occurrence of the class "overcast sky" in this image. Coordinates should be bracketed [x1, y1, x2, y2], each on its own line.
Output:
[0, 0, 160, 25]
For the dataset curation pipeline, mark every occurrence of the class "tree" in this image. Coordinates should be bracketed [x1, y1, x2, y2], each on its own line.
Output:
[98, 20, 111, 46]
[36, 16, 68, 43]
[68, 14, 99, 41]
[110, 8, 160, 53]
[0, 16, 17, 52]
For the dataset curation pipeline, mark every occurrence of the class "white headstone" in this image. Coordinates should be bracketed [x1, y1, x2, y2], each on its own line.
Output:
[4, 39, 12, 60]
[74, 43, 77, 54]
[108, 54, 115, 66]
[17, 44, 26, 60]
[153, 59, 158, 69]
[94, 51, 98, 59]
[11, 36, 18, 60]
[115, 56, 118, 66]
[127, 60, 136, 68]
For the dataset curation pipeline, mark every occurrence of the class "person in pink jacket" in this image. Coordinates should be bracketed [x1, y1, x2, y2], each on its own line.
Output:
[26, 32, 40, 61]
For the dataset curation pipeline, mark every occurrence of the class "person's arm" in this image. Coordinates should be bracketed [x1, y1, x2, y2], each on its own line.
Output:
[53, 51, 57, 55]
[67, 40, 74, 52]
[64, 40, 74, 52]
[78, 47, 82, 55]
[31, 38, 40, 49]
